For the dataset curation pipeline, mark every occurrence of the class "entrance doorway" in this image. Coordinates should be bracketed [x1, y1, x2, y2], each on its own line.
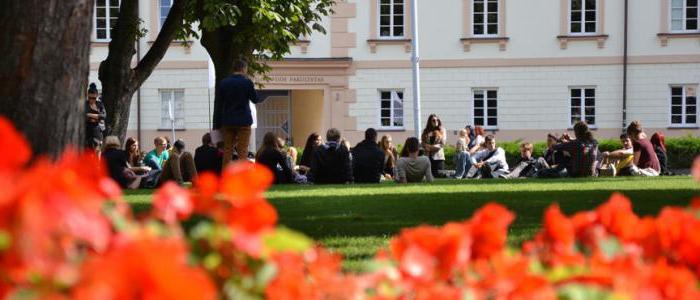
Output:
[255, 90, 291, 149]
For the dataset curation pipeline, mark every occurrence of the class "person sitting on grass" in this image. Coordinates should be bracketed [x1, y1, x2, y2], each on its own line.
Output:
[298, 132, 322, 176]
[102, 136, 151, 189]
[395, 137, 434, 183]
[551, 122, 599, 177]
[536, 133, 569, 178]
[467, 135, 509, 179]
[379, 135, 399, 180]
[601, 134, 635, 176]
[352, 128, 385, 183]
[144, 136, 170, 171]
[195, 133, 222, 175]
[159, 140, 197, 186]
[650, 132, 671, 175]
[311, 128, 353, 184]
[452, 128, 471, 179]
[507, 142, 548, 178]
[626, 121, 660, 177]
[255, 132, 294, 184]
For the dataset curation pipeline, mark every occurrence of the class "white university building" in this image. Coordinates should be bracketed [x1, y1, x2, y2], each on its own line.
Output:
[89, 0, 700, 149]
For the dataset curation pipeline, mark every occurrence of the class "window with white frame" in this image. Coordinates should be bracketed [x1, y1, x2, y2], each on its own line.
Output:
[160, 0, 173, 28]
[473, 89, 498, 128]
[671, 0, 699, 32]
[160, 90, 185, 129]
[671, 85, 697, 126]
[94, 0, 120, 41]
[473, 0, 499, 36]
[570, 88, 596, 126]
[379, 0, 405, 38]
[379, 90, 404, 129]
[570, 0, 597, 34]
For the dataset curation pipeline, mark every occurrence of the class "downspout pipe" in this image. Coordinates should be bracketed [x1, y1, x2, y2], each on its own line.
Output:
[622, 0, 629, 131]
[136, 1, 142, 145]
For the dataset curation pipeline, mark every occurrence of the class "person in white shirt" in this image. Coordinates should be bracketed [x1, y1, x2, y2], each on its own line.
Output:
[467, 135, 509, 179]
[395, 137, 434, 183]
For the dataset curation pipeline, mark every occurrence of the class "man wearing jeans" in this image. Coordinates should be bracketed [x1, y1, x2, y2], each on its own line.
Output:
[213, 60, 262, 168]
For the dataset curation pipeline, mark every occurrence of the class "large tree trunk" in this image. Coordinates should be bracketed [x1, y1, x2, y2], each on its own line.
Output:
[0, 0, 93, 158]
[99, 0, 187, 142]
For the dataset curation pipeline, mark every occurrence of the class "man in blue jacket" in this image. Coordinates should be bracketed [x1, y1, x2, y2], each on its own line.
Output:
[213, 60, 262, 168]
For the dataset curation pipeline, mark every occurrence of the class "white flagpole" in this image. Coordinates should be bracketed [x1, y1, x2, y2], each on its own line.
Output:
[410, 0, 422, 140]
[207, 58, 215, 130]
[169, 97, 175, 144]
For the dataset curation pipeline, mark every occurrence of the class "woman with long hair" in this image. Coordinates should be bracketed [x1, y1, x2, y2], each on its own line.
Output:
[626, 121, 661, 176]
[256, 132, 293, 184]
[124, 137, 142, 168]
[421, 114, 446, 177]
[379, 135, 399, 179]
[85, 83, 106, 152]
[469, 126, 486, 154]
[298, 132, 322, 175]
[552, 122, 599, 177]
[650, 132, 670, 175]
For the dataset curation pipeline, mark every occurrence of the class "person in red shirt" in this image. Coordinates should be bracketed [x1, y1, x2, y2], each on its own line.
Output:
[626, 121, 660, 176]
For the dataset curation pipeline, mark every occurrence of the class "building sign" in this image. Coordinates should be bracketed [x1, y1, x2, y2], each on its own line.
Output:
[268, 76, 325, 84]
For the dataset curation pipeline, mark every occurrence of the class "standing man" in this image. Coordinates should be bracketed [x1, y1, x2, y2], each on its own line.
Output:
[214, 60, 262, 168]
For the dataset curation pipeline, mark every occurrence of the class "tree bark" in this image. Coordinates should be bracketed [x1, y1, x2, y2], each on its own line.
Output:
[0, 0, 93, 158]
[99, 0, 187, 142]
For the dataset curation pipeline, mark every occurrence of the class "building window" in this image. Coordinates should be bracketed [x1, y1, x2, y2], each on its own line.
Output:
[671, 0, 699, 32]
[95, 0, 120, 41]
[570, 0, 596, 34]
[160, 0, 173, 28]
[379, 90, 404, 129]
[160, 90, 185, 129]
[671, 85, 697, 126]
[473, 89, 497, 128]
[570, 88, 596, 126]
[473, 0, 499, 36]
[379, 0, 405, 38]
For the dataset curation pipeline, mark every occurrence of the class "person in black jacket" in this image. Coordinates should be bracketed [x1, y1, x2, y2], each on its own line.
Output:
[311, 128, 353, 184]
[255, 132, 294, 184]
[195, 133, 222, 174]
[352, 128, 385, 183]
[213, 60, 263, 169]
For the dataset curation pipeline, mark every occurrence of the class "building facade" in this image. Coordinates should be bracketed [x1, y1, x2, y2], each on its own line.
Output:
[89, 0, 700, 149]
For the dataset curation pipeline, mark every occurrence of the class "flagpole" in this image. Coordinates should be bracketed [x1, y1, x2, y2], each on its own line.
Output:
[169, 97, 175, 144]
[410, 0, 422, 140]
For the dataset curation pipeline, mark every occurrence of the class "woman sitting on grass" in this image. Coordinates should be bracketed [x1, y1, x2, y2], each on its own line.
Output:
[255, 132, 294, 184]
[379, 135, 399, 180]
[395, 137, 433, 183]
[650, 132, 671, 175]
[626, 121, 661, 177]
[551, 122, 599, 177]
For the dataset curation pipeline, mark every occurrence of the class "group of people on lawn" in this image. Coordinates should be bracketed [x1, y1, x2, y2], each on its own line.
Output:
[91, 60, 671, 189]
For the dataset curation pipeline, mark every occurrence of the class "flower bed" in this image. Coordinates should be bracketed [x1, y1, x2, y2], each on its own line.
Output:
[1, 117, 700, 299]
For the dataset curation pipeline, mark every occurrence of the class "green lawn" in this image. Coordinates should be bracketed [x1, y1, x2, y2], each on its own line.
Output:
[125, 177, 698, 271]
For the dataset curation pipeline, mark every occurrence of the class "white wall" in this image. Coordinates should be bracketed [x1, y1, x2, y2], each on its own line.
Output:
[350, 63, 700, 133]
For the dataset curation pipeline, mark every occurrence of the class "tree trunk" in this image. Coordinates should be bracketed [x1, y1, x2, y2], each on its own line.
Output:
[0, 0, 93, 158]
[99, 0, 188, 142]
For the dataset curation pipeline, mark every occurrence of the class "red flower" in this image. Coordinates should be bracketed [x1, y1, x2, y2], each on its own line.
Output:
[543, 204, 574, 247]
[73, 233, 216, 300]
[469, 203, 515, 259]
[220, 162, 273, 207]
[596, 193, 639, 242]
[192, 172, 219, 214]
[153, 182, 193, 223]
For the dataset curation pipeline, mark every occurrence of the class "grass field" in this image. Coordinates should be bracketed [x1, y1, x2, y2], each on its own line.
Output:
[125, 176, 698, 271]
